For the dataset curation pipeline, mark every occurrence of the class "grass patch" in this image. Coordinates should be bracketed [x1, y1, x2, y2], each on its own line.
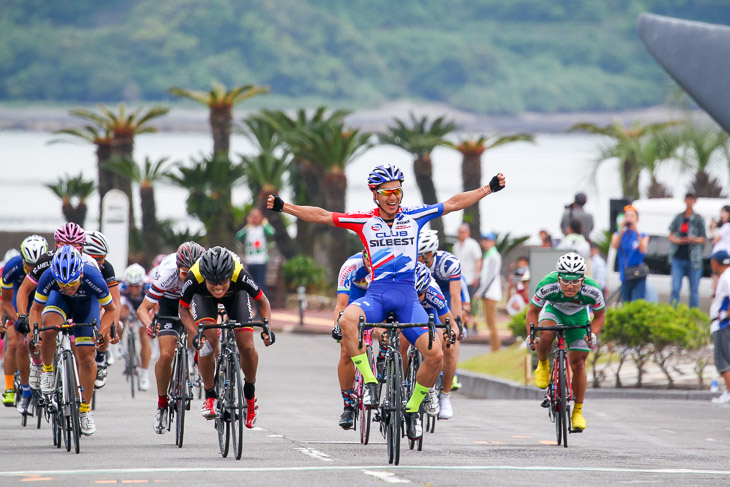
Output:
[459, 343, 530, 385]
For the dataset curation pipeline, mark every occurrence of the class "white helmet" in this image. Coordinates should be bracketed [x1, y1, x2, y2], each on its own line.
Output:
[85, 231, 110, 257]
[418, 229, 439, 255]
[556, 252, 586, 276]
[2, 248, 20, 266]
[21, 235, 48, 265]
[123, 263, 147, 286]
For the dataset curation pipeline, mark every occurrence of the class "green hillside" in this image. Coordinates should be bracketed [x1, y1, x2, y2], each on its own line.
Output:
[2, 0, 729, 114]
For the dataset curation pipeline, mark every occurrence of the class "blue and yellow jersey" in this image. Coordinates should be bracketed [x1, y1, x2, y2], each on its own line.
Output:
[34, 261, 112, 306]
[2, 255, 28, 292]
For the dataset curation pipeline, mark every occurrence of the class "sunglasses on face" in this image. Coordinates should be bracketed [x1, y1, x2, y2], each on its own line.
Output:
[558, 276, 584, 286]
[375, 187, 403, 197]
[206, 279, 228, 287]
[57, 278, 81, 288]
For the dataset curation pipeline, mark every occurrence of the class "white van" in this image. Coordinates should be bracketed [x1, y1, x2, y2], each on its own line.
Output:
[605, 197, 730, 311]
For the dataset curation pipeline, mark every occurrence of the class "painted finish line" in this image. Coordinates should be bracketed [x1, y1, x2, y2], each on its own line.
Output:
[3, 466, 730, 477]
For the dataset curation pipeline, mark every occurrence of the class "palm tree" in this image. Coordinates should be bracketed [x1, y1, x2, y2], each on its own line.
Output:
[569, 120, 681, 200]
[166, 154, 245, 248]
[637, 131, 682, 198]
[284, 120, 373, 272]
[102, 156, 172, 256]
[46, 173, 95, 226]
[239, 116, 297, 259]
[57, 104, 170, 223]
[380, 113, 458, 241]
[168, 82, 269, 157]
[677, 124, 728, 197]
[454, 134, 534, 237]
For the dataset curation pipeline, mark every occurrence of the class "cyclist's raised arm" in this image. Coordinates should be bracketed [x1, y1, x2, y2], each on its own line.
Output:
[442, 173, 505, 216]
[266, 194, 334, 225]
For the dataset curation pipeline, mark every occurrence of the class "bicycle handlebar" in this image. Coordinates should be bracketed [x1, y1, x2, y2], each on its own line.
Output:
[192, 318, 275, 349]
[32, 320, 99, 347]
[151, 313, 182, 339]
[529, 321, 592, 349]
[358, 314, 438, 350]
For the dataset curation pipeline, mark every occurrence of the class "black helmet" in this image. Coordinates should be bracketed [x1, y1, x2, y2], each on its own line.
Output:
[198, 246, 236, 282]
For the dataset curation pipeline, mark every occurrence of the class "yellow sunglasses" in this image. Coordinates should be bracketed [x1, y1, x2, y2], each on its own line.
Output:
[375, 187, 403, 197]
[57, 278, 81, 288]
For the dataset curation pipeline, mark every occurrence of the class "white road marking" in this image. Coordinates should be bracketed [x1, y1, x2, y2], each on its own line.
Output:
[267, 434, 283, 438]
[362, 470, 411, 483]
[293, 447, 334, 462]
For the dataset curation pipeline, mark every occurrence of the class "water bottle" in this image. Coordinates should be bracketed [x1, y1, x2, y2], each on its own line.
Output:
[710, 379, 719, 393]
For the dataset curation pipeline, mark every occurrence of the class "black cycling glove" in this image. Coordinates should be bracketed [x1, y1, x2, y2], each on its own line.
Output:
[488, 174, 504, 193]
[271, 195, 285, 212]
[16, 314, 30, 335]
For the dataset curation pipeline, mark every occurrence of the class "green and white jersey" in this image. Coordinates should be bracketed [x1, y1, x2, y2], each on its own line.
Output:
[530, 271, 605, 315]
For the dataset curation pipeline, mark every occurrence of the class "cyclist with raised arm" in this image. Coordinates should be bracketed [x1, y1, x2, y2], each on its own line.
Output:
[525, 252, 605, 432]
[178, 246, 273, 428]
[34, 246, 117, 435]
[83, 231, 122, 390]
[267, 164, 505, 439]
[1, 235, 47, 410]
[138, 242, 204, 434]
[119, 263, 152, 390]
[14, 223, 97, 394]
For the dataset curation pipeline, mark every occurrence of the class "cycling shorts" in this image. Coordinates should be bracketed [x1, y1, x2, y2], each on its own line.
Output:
[190, 290, 254, 332]
[157, 297, 184, 338]
[351, 281, 429, 346]
[539, 304, 591, 352]
[42, 291, 99, 347]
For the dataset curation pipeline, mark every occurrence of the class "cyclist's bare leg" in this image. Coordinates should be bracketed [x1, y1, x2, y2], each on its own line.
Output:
[198, 326, 220, 390]
[138, 327, 151, 369]
[339, 305, 367, 357]
[235, 331, 258, 383]
[568, 350, 589, 403]
[337, 342, 356, 390]
[4, 326, 18, 381]
[441, 321, 460, 393]
[535, 320, 557, 361]
[414, 332, 444, 387]
[155, 335, 177, 396]
[75, 345, 96, 404]
[39, 312, 64, 368]
[15, 335, 30, 384]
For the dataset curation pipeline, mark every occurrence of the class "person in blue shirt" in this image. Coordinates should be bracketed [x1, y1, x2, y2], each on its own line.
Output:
[611, 205, 650, 302]
[32, 246, 117, 436]
[1, 235, 47, 410]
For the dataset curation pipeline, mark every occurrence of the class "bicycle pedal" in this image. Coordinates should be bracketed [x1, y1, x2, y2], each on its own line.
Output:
[540, 398, 550, 408]
[373, 412, 381, 422]
[570, 428, 583, 434]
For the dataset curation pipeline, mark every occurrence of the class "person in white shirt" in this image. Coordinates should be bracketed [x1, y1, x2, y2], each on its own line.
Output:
[709, 250, 730, 404]
[558, 219, 590, 259]
[474, 232, 502, 352]
[590, 243, 607, 292]
[452, 223, 483, 332]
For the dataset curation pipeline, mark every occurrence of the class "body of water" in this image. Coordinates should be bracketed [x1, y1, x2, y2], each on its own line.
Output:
[0, 130, 718, 247]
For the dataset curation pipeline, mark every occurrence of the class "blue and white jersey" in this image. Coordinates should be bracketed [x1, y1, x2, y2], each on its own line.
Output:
[461, 276, 471, 304]
[710, 266, 730, 333]
[34, 262, 112, 306]
[332, 203, 444, 285]
[426, 250, 462, 305]
[421, 277, 450, 319]
[337, 253, 370, 304]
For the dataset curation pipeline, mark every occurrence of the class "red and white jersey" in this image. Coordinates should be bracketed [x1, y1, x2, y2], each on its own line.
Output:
[332, 203, 444, 285]
[144, 253, 183, 303]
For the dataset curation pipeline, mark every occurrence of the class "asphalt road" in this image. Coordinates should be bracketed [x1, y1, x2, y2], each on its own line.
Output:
[1, 333, 729, 486]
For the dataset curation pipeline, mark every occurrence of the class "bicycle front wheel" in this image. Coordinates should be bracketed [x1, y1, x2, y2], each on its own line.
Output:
[128, 330, 138, 398]
[387, 353, 402, 466]
[65, 355, 81, 454]
[230, 354, 244, 460]
[175, 349, 188, 448]
[556, 354, 568, 448]
[215, 358, 230, 458]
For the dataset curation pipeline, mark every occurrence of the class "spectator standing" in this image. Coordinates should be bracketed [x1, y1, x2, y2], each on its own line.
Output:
[711, 205, 730, 253]
[589, 243, 607, 293]
[558, 219, 591, 259]
[452, 223, 483, 296]
[668, 192, 707, 308]
[560, 192, 594, 240]
[235, 208, 274, 294]
[611, 204, 650, 302]
[506, 256, 530, 315]
[474, 232, 502, 352]
[709, 250, 730, 404]
[539, 229, 553, 248]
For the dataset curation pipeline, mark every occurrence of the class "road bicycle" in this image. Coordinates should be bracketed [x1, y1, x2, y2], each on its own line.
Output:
[357, 314, 440, 466]
[121, 315, 140, 398]
[152, 313, 191, 448]
[193, 318, 275, 460]
[33, 320, 98, 454]
[529, 321, 591, 448]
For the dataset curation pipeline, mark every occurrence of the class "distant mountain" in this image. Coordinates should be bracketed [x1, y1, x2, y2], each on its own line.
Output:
[2, 0, 728, 114]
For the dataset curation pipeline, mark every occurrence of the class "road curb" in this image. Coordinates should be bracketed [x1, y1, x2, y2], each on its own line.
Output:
[456, 370, 717, 401]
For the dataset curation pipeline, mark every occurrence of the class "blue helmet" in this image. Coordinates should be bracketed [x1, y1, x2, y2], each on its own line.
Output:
[368, 164, 404, 190]
[415, 262, 432, 294]
[51, 245, 83, 284]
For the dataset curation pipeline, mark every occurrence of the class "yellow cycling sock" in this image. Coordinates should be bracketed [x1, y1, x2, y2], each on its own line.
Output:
[352, 353, 378, 384]
[406, 382, 430, 413]
[4, 375, 13, 390]
[43, 364, 54, 373]
[574, 402, 583, 414]
[79, 402, 90, 413]
[539, 359, 549, 367]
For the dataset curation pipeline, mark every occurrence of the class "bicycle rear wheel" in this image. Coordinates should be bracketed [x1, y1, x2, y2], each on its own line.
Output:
[359, 344, 374, 445]
[65, 356, 81, 454]
[230, 355, 244, 460]
[128, 330, 138, 398]
[387, 353, 402, 466]
[52, 398, 62, 448]
[215, 359, 230, 458]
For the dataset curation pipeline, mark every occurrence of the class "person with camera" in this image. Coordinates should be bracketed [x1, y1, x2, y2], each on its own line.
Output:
[611, 205, 650, 302]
